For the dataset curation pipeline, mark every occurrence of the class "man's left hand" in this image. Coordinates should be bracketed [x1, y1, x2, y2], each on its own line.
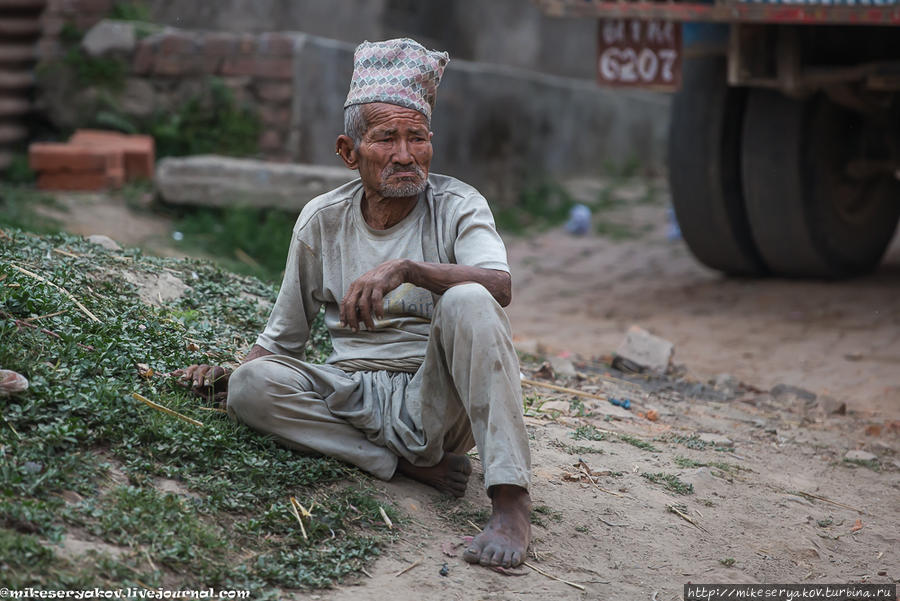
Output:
[340, 259, 409, 332]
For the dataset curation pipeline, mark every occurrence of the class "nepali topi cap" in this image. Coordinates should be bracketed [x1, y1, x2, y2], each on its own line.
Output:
[344, 38, 450, 121]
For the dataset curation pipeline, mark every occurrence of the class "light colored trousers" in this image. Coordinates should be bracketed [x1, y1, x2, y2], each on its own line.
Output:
[227, 283, 532, 491]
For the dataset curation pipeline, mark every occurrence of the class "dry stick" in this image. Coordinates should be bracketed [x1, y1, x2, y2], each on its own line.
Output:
[131, 393, 204, 427]
[577, 462, 625, 498]
[379, 506, 393, 530]
[197, 407, 228, 414]
[597, 517, 628, 528]
[23, 309, 68, 323]
[289, 497, 308, 540]
[2, 310, 94, 351]
[666, 504, 709, 534]
[521, 378, 609, 403]
[523, 561, 586, 591]
[793, 490, 863, 514]
[52, 248, 80, 259]
[394, 559, 421, 577]
[360, 567, 373, 579]
[8, 263, 100, 323]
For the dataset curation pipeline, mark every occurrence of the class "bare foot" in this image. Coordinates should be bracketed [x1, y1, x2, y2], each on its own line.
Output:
[396, 453, 472, 498]
[463, 485, 531, 567]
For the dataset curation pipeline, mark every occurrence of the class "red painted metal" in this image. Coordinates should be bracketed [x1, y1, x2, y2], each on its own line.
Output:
[537, 0, 900, 25]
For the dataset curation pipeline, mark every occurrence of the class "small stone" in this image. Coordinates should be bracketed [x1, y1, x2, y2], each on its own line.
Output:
[81, 20, 136, 57]
[86, 234, 122, 251]
[770, 384, 817, 404]
[614, 325, 674, 374]
[812, 395, 846, 415]
[713, 373, 739, 394]
[698, 433, 732, 446]
[23, 461, 43, 474]
[0, 369, 28, 396]
[844, 450, 877, 462]
[549, 355, 577, 378]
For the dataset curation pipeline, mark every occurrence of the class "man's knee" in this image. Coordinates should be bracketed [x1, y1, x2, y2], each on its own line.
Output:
[437, 283, 497, 321]
[227, 361, 268, 422]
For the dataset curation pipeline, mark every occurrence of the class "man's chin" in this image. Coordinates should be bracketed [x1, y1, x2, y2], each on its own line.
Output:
[379, 180, 427, 198]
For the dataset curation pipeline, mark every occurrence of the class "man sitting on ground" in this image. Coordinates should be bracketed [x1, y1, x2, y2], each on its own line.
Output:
[176, 38, 531, 568]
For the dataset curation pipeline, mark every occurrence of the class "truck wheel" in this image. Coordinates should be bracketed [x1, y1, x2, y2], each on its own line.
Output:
[668, 56, 767, 275]
[742, 90, 900, 278]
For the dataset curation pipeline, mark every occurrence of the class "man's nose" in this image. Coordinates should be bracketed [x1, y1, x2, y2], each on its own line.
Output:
[393, 140, 413, 164]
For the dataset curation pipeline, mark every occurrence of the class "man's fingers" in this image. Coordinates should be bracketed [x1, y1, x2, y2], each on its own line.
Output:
[371, 288, 385, 320]
[357, 285, 376, 331]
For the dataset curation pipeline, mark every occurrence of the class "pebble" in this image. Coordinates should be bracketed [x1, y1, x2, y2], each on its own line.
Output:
[698, 433, 733, 446]
[844, 450, 877, 462]
[86, 234, 122, 251]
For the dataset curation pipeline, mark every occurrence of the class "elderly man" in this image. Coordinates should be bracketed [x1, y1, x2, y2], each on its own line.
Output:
[176, 38, 531, 568]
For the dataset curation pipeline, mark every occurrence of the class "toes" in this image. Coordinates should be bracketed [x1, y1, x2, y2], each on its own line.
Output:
[500, 550, 514, 567]
[510, 551, 524, 567]
[463, 544, 483, 564]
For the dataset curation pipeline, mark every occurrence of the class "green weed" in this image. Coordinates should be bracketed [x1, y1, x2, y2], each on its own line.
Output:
[572, 425, 607, 442]
[0, 184, 64, 233]
[641, 472, 694, 495]
[843, 458, 881, 472]
[618, 434, 661, 453]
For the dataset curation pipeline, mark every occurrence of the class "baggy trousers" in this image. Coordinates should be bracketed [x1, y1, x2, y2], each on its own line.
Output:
[227, 283, 532, 491]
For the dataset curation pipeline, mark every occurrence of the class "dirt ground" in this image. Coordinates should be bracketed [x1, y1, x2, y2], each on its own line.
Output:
[36, 182, 900, 600]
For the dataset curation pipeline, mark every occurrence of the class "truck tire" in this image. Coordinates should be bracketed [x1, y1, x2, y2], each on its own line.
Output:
[742, 89, 900, 278]
[668, 56, 767, 275]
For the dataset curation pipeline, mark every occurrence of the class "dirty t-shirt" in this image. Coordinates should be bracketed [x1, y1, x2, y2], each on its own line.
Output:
[255, 173, 509, 369]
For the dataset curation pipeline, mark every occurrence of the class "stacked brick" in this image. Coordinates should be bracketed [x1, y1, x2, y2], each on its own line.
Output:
[0, 0, 46, 171]
[131, 31, 296, 159]
[29, 129, 154, 190]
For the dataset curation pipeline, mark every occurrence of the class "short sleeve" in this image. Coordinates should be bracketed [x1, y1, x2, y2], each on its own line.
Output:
[255, 225, 323, 357]
[451, 193, 510, 272]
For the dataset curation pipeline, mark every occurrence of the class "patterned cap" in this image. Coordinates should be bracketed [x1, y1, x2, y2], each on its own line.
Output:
[344, 38, 449, 120]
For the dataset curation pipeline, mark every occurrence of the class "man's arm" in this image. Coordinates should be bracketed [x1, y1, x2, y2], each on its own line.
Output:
[340, 258, 511, 332]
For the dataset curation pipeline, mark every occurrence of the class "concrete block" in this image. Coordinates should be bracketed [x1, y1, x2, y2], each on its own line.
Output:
[81, 20, 136, 57]
[155, 155, 356, 211]
[614, 325, 674, 374]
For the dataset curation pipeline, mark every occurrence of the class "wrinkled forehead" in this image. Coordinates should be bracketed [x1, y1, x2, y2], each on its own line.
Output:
[363, 103, 430, 134]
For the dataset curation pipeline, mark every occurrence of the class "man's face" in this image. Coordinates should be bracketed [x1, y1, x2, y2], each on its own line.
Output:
[356, 103, 433, 198]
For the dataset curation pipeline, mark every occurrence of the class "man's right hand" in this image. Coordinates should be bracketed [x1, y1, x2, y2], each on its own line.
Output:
[172, 364, 230, 402]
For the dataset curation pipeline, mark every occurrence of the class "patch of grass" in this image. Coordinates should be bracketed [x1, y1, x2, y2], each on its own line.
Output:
[0, 229, 382, 590]
[569, 398, 587, 417]
[594, 220, 638, 240]
[843, 458, 881, 471]
[530, 504, 563, 528]
[4, 153, 36, 184]
[549, 439, 604, 455]
[0, 184, 64, 234]
[641, 472, 694, 495]
[493, 180, 575, 234]
[720, 557, 735, 567]
[572, 425, 607, 442]
[658, 434, 734, 452]
[432, 498, 490, 532]
[618, 433, 661, 453]
[674, 456, 747, 473]
[816, 518, 833, 528]
[109, 0, 151, 21]
[574, 524, 590, 533]
[63, 49, 126, 91]
[172, 205, 296, 283]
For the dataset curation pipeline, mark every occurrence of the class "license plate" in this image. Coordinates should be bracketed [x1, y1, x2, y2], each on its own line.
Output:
[597, 19, 682, 91]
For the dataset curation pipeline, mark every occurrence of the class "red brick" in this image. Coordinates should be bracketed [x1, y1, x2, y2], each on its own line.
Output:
[259, 105, 290, 126]
[201, 55, 222, 74]
[237, 34, 257, 54]
[29, 143, 123, 172]
[69, 129, 155, 180]
[153, 54, 186, 76]
[255, 82, 293, 103]
[132, 43, 155, 75]
[220, 57, 255, 77]
[253, 57, 292, 80]
[159, 31, 196, 54]
[258, 33, 294, 56]
[38, 169, 124, 191]
[202, 33, 236, 56]
[75, 0, 114, 12]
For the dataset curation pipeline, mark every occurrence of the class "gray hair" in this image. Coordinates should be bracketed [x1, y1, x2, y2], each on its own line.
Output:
[344, 104, 368, 146]
[343, 103, 431, 146]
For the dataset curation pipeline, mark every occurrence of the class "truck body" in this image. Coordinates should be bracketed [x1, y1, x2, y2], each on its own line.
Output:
[538, 0, 900, 278]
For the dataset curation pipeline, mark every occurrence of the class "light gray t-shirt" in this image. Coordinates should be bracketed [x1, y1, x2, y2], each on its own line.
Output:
[255, 173, 509, 367]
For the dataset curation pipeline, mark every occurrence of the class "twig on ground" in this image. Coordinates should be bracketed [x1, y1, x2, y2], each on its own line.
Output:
[379, 506, 393, 529]
[131, 393, 204, 427]
[793, 490, 863, 514]
[577, 460, 625, 497]
[523, 561, 586, 591]
[8, 263, 100, 323]
[394, 559, 421, 577]
[23, 310, 68, 322]
[666, 504, 708, 533]
[197, 407, 228, 414]
[360, 567, 373, 578]
[52, 248, 80, 259]
[598, 517, 628, 527]
[1, 309, 95, 351]
[143, 549, 158, 572]
[1, 412, 21, 440]
[467, 519, 482, 533]
[522, 378, 609, 403]
[288, 496, 308, 540]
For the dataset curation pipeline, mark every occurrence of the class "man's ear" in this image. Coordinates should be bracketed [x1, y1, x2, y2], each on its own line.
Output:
[335, 135, 358, 169]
